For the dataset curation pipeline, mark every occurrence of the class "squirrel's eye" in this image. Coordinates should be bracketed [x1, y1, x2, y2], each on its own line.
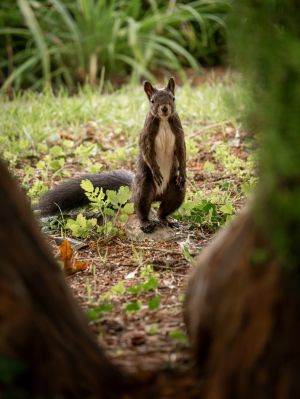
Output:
[173, 96, 175, 101]
[150, 99, 154, 103]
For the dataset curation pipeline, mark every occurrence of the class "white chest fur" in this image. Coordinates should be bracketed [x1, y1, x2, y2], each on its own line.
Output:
[155, 119, 175, 195]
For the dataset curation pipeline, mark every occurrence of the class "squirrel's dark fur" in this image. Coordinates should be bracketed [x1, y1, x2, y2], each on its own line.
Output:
[38, 170, 134, 215]
[37, 78, 186, 233]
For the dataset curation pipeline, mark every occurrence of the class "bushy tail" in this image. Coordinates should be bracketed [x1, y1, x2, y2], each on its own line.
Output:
[36, 170, 134, 216]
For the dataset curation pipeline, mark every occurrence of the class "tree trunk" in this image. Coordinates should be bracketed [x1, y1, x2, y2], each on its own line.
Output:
[185, 1, 300, 397]
[185, 209, 300, 398]
[0, 160, 123, 398]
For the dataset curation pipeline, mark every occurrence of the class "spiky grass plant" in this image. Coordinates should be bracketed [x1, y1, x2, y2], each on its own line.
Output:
[0, 0, 229, 91]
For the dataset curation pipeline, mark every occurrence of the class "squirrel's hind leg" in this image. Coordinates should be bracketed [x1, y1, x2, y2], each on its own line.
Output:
[133, 175, 156, 233]
[157, 180, 185, 228]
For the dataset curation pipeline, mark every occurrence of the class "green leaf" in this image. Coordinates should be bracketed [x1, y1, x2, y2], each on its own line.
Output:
[86, 303, 113, 321]
[81, 179, 94, 193]
[103, 208, 115, 217]
[106, 190, 119, 207]
[148, 296, 160, 310]
[125, 301, 141, 313]
[181, 242, 193, 262]
[142, 277, 158, 291]
[111, 281, 126, 296]
[168, 329, 188, 344]
[36, 160, 46, 169]
[77, 213, 86, 227]
[127, 284, 143, 295]
[119, 214, 129, 223]
[49, 145, 64, 157]
[117, 186, 132, 205]
[220, 203, 234, 215]
[203, 160, 215, 172]
[123, 203, 134, 214]
[50, 158, 65, 171]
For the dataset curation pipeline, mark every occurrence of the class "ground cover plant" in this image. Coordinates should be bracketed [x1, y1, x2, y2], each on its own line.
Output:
[0, 0, 229, 91]
[0, 74, 255, 371]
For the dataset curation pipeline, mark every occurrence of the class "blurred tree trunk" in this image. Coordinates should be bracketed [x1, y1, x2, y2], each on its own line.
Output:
[0, 160, 123, 398]
[185, 209, 300, 398]
[185, 1, 300, 398]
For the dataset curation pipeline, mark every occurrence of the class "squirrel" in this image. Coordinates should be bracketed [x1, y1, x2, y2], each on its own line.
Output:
[37, 77, 186, 233]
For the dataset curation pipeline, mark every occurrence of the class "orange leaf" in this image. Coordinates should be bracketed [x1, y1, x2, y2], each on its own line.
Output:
[59, 239, 73, 262]
[73, 259, 88, 272]
[58, 239, 88, 275]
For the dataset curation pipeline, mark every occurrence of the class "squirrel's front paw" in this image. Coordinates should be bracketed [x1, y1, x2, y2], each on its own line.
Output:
[153, 171, 163, 186]
[176, 175, 186, 191]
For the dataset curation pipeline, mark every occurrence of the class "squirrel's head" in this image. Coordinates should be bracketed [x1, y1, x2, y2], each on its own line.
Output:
[143, 77, 176, 119]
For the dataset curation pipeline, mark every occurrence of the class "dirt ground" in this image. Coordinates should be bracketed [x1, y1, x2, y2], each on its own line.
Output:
[42, 124, 249, 381]
[12, 71, 252, 395]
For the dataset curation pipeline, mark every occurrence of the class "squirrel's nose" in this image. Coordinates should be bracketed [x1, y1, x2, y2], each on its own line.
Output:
[162, 105, 168, 114]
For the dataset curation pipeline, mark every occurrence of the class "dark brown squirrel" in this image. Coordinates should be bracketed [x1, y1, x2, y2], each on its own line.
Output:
[37, 77, 186, 233]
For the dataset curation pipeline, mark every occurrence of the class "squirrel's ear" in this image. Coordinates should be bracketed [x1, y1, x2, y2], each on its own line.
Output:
[143, 81, 155, 99]
[166, 77, 175, 94]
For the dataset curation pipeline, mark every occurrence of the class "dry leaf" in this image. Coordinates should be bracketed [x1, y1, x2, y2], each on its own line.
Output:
[58, 239, 88, 275]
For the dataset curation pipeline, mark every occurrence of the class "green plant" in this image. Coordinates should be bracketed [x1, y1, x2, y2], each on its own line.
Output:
[124, 301, 141, 313]
[168, 329, 188, 345]
[65, 213, 97, 238]
[100, 264, 160, 316]
[0, 0, 230, 91]
[86, 302, 113, 321]
[27, 180, 48, 200]
[81, 179, 134, 236]
[148, 295, 160, 310]
[175, 191, 235, 231]
[180, 237, 194, 262]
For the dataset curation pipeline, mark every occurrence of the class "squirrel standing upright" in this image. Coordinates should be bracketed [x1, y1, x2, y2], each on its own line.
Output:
[37, 77, 186, 233]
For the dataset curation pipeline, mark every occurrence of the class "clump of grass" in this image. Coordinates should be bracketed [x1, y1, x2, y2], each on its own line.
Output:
[0, 78, 246, 164]
[0, 0, 230, 91]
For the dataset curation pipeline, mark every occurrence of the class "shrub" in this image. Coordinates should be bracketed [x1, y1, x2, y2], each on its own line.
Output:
[0, 0, 230, 91]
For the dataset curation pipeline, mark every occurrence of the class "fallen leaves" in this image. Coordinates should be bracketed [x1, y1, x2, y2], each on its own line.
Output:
[58, 239, 88, 275]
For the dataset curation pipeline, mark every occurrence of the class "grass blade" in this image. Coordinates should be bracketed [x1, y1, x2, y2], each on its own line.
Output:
[18, 0, 50, 86]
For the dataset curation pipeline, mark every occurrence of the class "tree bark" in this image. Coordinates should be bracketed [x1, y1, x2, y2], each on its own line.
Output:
[0, 160, 123, 398]
[185, 209, 300, 399]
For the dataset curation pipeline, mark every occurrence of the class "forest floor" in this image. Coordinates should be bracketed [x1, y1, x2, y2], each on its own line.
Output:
[1, 72, 255, 379]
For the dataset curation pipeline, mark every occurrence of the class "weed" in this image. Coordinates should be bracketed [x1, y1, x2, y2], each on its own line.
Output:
[168, 329, 188, 345]
[180, 237, 194, 262]
[65, 213, 97, 239]
[148, 296, 160, 311]
[174, 190, 235, 231]
[86, 303, 114, 321]
[124, 301, 141, 313]
[78, 179, 134, 237]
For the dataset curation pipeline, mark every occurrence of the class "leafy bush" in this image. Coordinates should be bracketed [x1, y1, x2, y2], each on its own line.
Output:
[0, 0, 230, 91]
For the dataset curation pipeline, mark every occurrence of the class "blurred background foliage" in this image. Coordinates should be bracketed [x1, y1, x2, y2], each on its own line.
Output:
[0, 0, 230, 92]
[229, 0, 300, 274]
